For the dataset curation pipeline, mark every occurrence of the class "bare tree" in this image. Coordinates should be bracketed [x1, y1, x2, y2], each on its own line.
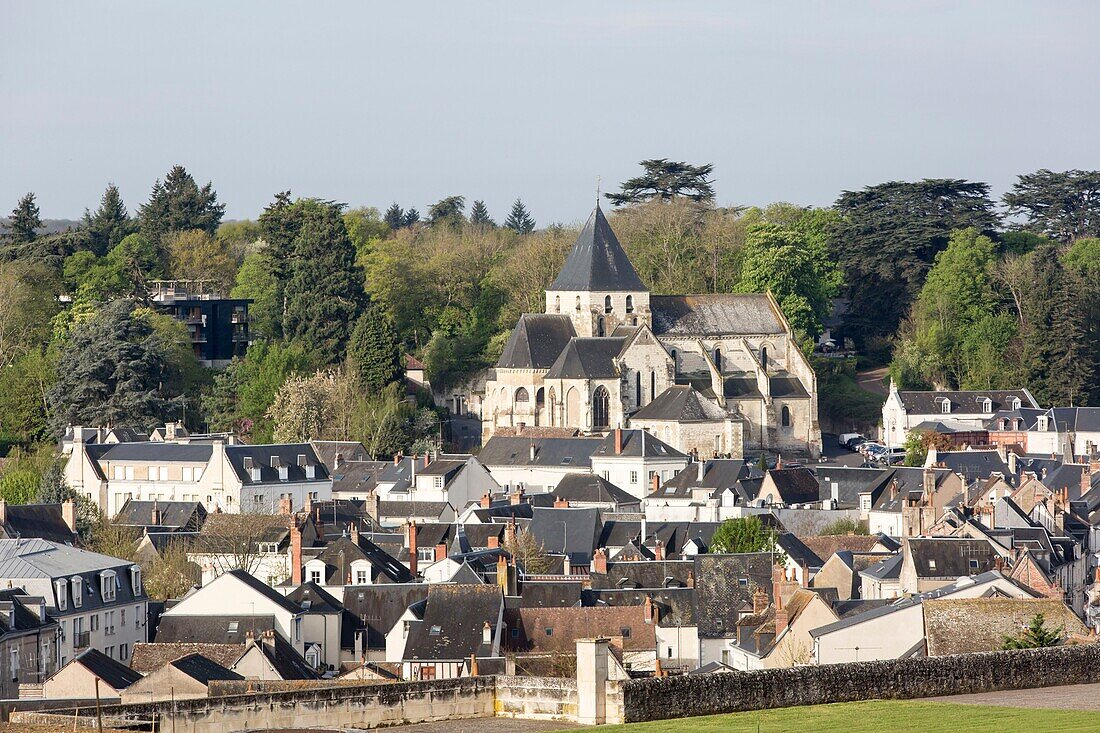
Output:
[504, 527, 552, 575]
[190, 512, 291, 580]
[144, 540, 202, 600]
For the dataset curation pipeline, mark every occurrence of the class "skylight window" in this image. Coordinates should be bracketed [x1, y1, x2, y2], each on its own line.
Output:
[561, 457, 572, 465]
[430, 625, 442, 635]
[228, 621, 239, 633]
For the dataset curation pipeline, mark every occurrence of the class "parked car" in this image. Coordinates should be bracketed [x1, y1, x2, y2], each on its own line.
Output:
[874, 448, 907, 465]
[839, 433, 864, 449]
[859, 442, 887, 458]
[845, 436, 868, 451]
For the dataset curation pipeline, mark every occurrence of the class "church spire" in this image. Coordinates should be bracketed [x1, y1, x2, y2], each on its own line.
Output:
[549, 205, 647, 292]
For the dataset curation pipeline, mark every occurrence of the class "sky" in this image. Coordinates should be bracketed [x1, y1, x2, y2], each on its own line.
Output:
[3, 2, 1099, 225]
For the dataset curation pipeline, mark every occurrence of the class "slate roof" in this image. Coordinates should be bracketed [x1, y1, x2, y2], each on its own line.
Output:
[310, 440, 370, 469]
[895, 389, 1037, 415]
[223, 569, 303, 613]
[130, 642, 244, 673]
[0, 539, 145, 613]
[496, 314, 577, 370]
[582, 587, 696, 627]
[764, 468, 820, 505]
[801, 534, 887, 561]
[478, 436, 602, 469]
[860, 553, 903, 581]
[934, 450, 1012, 483]
[553, 474, 638, 506]
[377, 501, 452, 522]
[286, 582, 344, 615]
[507, 605, 654, 653]
[306, 535, 414, 585]
[329, 461, 386, 495]
[342, 583, 429, 649]
[770, 375, 810, 398]
[113, 500, 206, 532]
[169, 653, 244, 684]
[590, 559, 695, 590]
[530, 507, 601, 564]
[251, 634, 321, 680]
[550, 206, 646, 292]
[632, 385, 727, 422]
[514, 581, 585, 608]
[62, 648, 143, 690]
[90, 442, 213, 462]
[693, 553, 775, 638]
[650, 294, 785, 336]
[402, 584, 503, 661]
[225, 444, 330, 486]
[871, 467, 955, 513]
[816, 467, 893, 508]
[591, 429, 686, 460]
[154, 614, 278, 644]
[544, 337, 625, 379]
[907, 538, 1001, 578]
[651, 460, 756, 501]
[0, 504, 80, 544]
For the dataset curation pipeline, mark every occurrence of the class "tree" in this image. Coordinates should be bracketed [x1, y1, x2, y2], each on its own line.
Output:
[0, 261, 61, 369]
[344, 207, 390, 258]
[427, 196, 466, 229]
[1002, 613, 1063, 649]
[231, 248, 281, 340]
[143, 541, 201, 600]
[503, 198, 535, 235]
[6, 192, 42, 245]
[402, 208, 421, 228]
[267, 371, 336, 443]
[165, 229, 238, 291]
[348, 307, 403, 392]
[832, 179, 999, 340]
[902, 430, 953, 467]
[605, 159, 715, 206]
[469, 200, 495, 228]
[83, 183, 132, 255]
[1004, 169, 1100, 242]
[710, 515, 780, 556]
[191, 513, 290, 577]
[1017, 245, 1093, 406]
[281, 200, 367, 363]
[383, 203, 405, 231]
[88, 517, 138, 561]
[139, 165, 225, 244]
[819, 517, 868, 535]
[47, 300, 191, 433]
[203, 341, 313, 442]
[504, 525, 551, 574]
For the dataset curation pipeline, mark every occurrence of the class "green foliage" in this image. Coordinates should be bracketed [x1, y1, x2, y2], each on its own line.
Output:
[139, 165, 225, 244]
[0, 348, 56, 445]
[832, 179, 999, 341]
[469, 200, 494, 228]
[812, 356, 883, 430]
[402, 208, 420, 227]
[427, 196, 466, 229]
[383, 203, 405, 231]
[1001, 613, 1063, 649]
[82, 183, 132, 256]
[710, 515, 779, 556]
[5, 192, 43, 247]
[231, 248, 281, 340]
[503, 198, 535, 235]
[819, 517, 868, 535]
[348, 307, 404, 392]
[343, 207, 390, 258]
[203, 341, 313, 443]
[47, 300, 196, 434]
[605, 159, 715, 206]
[1004, 169, 1100, 242]
[166, 229, 238, 291]
[0, 445, 56, 504]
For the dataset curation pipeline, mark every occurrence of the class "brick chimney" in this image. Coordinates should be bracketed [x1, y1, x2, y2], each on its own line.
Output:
[435, 542, 447, 561]
[752, 586, 769, 615]
[592, 547, 608, 574]
[406, 520, 418, 576]
[482, 621, 492, 645]
[651, 473, 660, 493]
[614, 428, 623, 455]
[643, 594, 655, 624]
[394, 453, 402, 466]
[278, 496, 292, 516]
[365, 490, 379, 521]
[469, 653, 479, 677]
[654, 540, 665, 561]
[771, 564, 786, 607]
[510, 487, 525, 506]
[151, 500, 161, 526]
[687, 569, 694, 588]
[61, 500, 76, 533]
[774, 595, 789, 637]
[303, 491, 313, 517]
[504, 520, 516, 549]
[290, 520, 303, 586]
[1082, 468, 1092, 497]
[654, 657, 664, 677]
[480, 492, 492, 508]
[488, 535, 499, 549]
[350, 522, 360, 545]
[554, 495, 569, 508]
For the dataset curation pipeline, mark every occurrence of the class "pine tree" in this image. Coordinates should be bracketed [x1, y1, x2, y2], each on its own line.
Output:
[1002, 613, 1063, 649]
[402, 208, 421, 227]
[427, 196, 466, 229]
[504, 198, 535, 234]
[83, 183, 132, 256]
[348, 306, 404, 392]
[469, 200, 494, 228]
[138, 165, 226, 244]
[281, 199, 367, 364]
[2, 193, 43, 260]
[383, 203, 405, 231]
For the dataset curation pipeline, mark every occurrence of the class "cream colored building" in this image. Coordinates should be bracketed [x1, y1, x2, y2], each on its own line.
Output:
[482, 206, 820, 458]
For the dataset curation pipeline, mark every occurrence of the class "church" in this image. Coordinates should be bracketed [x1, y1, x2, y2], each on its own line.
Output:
[482, 205, 821, 459]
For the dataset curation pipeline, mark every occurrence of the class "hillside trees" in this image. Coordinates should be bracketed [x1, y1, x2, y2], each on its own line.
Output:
[1004, 169, 1100, 242]
[606, 159, 715, 205]
[503, 199, 535, 235]
[1, 193, 43, 261]
[348, 307, 404, 392]
[82, 184, 133, 255]
[139, 165, 225, 244]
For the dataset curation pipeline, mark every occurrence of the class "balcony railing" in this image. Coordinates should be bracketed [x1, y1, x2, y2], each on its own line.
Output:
[73, 631, 90, 649]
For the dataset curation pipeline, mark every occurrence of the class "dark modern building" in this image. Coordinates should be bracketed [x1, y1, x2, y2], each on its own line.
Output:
[150, 281, 250, 367]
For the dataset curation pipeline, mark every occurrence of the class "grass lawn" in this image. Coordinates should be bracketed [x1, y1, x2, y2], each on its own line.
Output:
[567, 700, 1100, 732]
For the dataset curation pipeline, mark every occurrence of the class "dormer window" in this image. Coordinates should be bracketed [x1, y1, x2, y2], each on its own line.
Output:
[305, 464, 316, 479]
[100, 571, 117, 602]
[979, 398, 992, 413]
[1008, 397, 1021, 410]
[938, 398, 951, 414]
[71, 577, 83, 608]
[130, 566, 142, 596]
[55, 580, 67, 611]
[554, 295, 561, 313]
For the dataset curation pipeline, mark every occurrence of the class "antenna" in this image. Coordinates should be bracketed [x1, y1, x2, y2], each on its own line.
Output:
[596, 175, 601, 204]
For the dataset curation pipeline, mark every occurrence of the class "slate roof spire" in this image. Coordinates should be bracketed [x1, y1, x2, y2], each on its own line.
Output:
[550, 205, 647, 292]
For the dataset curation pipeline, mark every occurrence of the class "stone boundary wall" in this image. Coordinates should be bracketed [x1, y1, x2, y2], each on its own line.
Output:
[494, 675, 578, 720]
[622, 644, 1100, 722]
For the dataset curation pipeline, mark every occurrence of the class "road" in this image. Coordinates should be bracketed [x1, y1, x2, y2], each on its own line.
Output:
[926, 682, 1100, 711]
[857, 366, 890, 397]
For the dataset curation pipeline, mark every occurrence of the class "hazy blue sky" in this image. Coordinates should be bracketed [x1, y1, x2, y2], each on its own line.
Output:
[3, 2, 1098, 224]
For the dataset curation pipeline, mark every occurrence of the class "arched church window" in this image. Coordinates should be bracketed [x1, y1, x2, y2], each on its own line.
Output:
[515, 388, 529, 403]
[592, 386, 610, 429]
[554, 295, 560, 313]
[713, 347, 722, 372]
[781, 405, 791, 427]
[650, 371, 656, 402]
[635, 372, 642, 408]
[761, 345, 768, 371]
[604, 295, 613, 314]
[625, 295, 634, 313]
[597, 317, 605, 337]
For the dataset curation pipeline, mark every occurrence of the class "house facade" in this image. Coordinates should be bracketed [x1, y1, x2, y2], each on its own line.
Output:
[881, 383, 1038, 448]
[482, 206, 821, 459]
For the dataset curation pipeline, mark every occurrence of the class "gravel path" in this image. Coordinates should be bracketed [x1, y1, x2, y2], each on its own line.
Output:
[926, 682, 1100, 710]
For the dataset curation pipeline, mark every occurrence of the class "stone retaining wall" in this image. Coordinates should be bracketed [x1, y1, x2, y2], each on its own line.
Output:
[494, 675, 578, 720]
[622, 644, 1100, 722]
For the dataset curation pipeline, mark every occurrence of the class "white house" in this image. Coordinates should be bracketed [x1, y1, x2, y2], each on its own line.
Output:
[881, 383, 1037, 448]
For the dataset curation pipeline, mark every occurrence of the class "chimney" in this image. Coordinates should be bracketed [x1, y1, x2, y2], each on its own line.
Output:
[482, 621, 492, 645]
[435, 542, 447, 562]
[496, 553, 516, 595]
[890, 480, 898, 501]
[640, 517, 647, 543]
[752, 587, 768, 615]
[529, 443, 537, 462]
[165, 422, 176, 441]
[1008, 451, 1018, 477]
[504, 521, 516, 549]
[151, 500, 161, 526]
[510, 487, 525, 506]
[407, 520, 418, 576]
[771, 564, 786, 607]
[776, 454, 783, 470]
[774, 600, 789, 637]
[278, 496, 292, 516]
[469, 653, 479, 677]
[1094, 566, 1100, 584]
[922, 468, 936, 500]
[643, 594, 655, 624]
[303, 491, 313, 517]
[651, 473, 660, 493]
[62, 500, 76, 533]
[614, 428, 623, 455]
[480, 492, 492, 509]
[423, 454, 430, 469]
[488, 536, 499, 549]
[697, 460, 706, 482]
[1082, 469, 1091, 497]
[0, 499, 6, 526]
[554, 496, 569, 508]
[262, 628, 276, 650]
[654, 540, 665, 561]
[245, 630, 255, 643]
[350, 522, 360, 544]
[994, 556, 1005, 572]
[365, 490, 379, 521]
[290, 521, 303, 586]
[654, 657, 664, 677]
[334, 452, 343, 470]
[592, 547, 608, 574]
[687, 569, 695, 588]
[394, 453, 401, 466]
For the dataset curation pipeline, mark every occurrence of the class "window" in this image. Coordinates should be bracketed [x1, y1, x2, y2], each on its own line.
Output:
[182, 466, 193, 482]
[1038, 415, 1049, 431]
[738, 578, 748, 587]
[113, 466, 124, 480]
[592, 386, 610, 429]
[9, 647, 18, 680]
[1009, 397, 1021, 410]
[418, 547, 434, 562]
[713, 347, 722, 371]
[554, 295, 560, 313]
[940, 399, 951, 414]
[356, 569, 369, 584]
[148, 466, 157, 482]
[928, 559, 937, 570]
[120, 609, 126, 627]
[667, 647, 673, 659]
[433, 476, 444, 489]
[514, 387, 529, 403]
[71, 577, 83, 608]
[125, 466, 134, 481]
[511, 627, 520, 639]
[159, 466, 169, 481]
[294, 617, 301, 642]
[596, 316, 605, 337]
[104, 646, 114, 659]
[309, 569, 322, 584]
[228, 621, 239, 633]
[630, 471, 638, 484]
[760, 345, 768, 371]
[100, 572, 116, 602]
[105, 611, 115, 635]
[650, 371, 656, 402]
[860, 495, 872, 511]
[625, 295, 634, 313]
[635, 372, 642, 407]
[604, 295, 612, 314]
[545, 627, 553, 636]
[430, 625, 442, 636]
[131, 567, 142, 596]
[781, 405, 791, 427]
[620, 626, 632, 638]
[55, 580, 67, 611]
[575, 296, 581, 311]
[969, 559, 980, 570]
[120, 643, 129, 662]
[90, 614, 100, 632]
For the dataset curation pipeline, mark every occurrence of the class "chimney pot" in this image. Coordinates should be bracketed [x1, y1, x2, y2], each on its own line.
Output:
[435, 542, 447, 562]
[614, 428, 623, 455]
[290, 522, 303, 586]
[593, 547, 608, 574]
[61, 500, 76, 534]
